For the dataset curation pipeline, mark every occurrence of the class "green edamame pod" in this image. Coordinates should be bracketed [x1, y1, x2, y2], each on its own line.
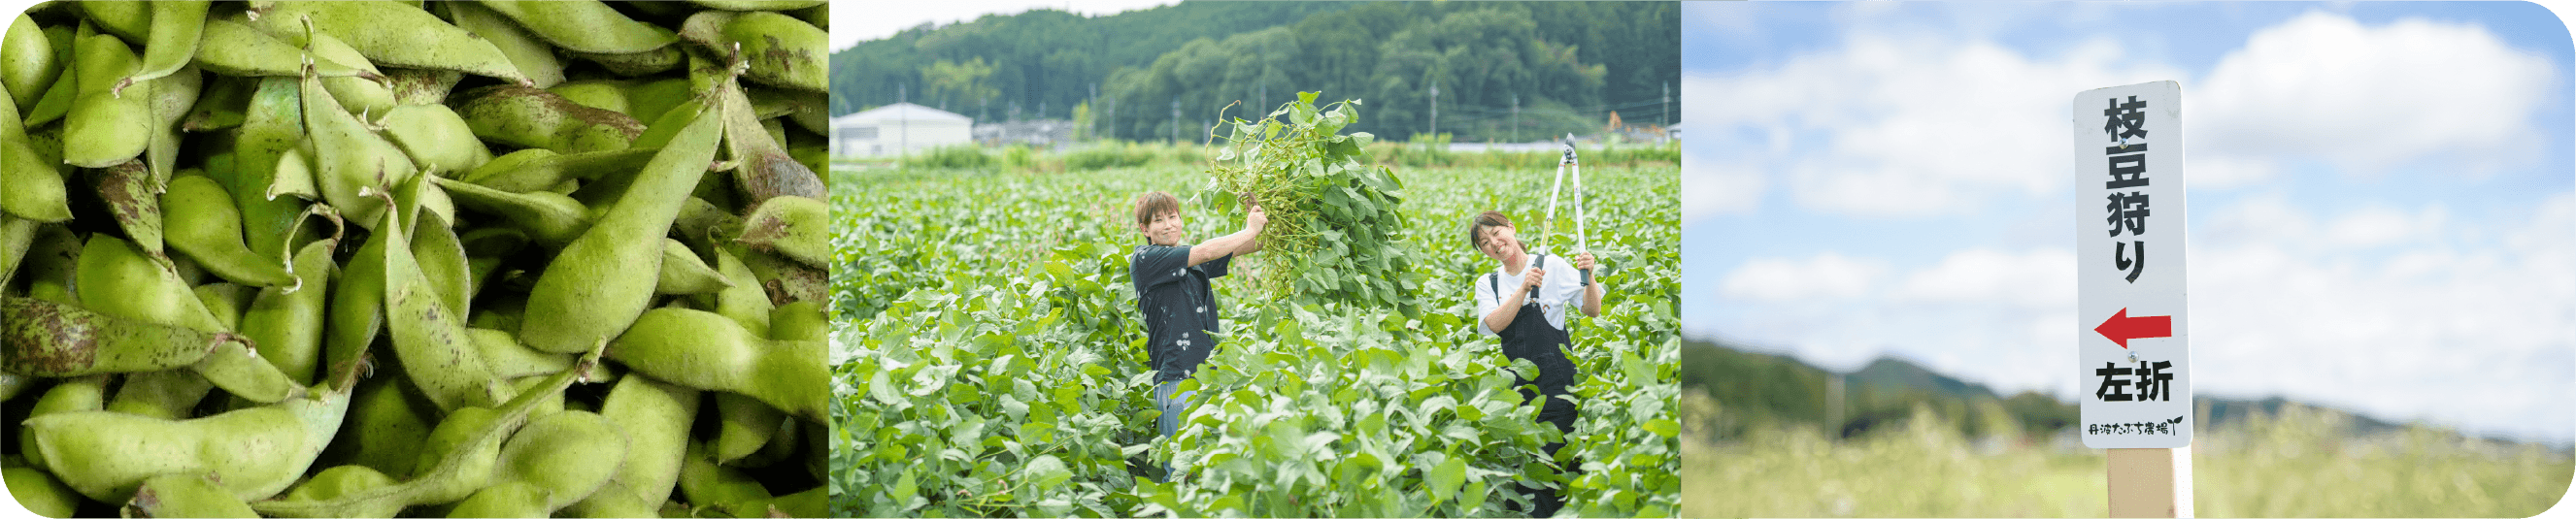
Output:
[117, 0, 210, 94]
[243, 239, 336, 384]
[729, 244, 824, 305]
[558, 484, 658, 519]
[63, 28, 151, 169]
[445, 2, 564, 89]
[717, 79, 822, 203]
[245, 1, 528, 83]
[78, 2, 150, 43]
[1, 14, 58, 114]
[182, 74, 254, 132]
[190, 18, 383, 81]
[190, 327, 303, 404]
[411, 209, 473, 318]
[20, 22, 76, 127]
[381, 104, 491, 176]
[709, 393, 783, 466]
[687, 0, 830, 11]
[17, 225, 82, 306]
[318, 368, 437, 479]
[770, 300, 824, 341]
[105, 369, 215, 420]
[480, 0, 680, 54]
[143, 65, 202, 184]
[300, 66, 418, 231]
[463, 147, 658, 195]
[252, 347, 603, 518]
[733, 195, 826, 269]
[0, 297, 230, 376]
[29, 370, 353, 503]
[607, 308, 823, 421]
[452, 84, 645, 154]
[470, 328, 572, 379]
[429, 176, 594, 247]
[163, 176, 297, 287]
[385, 178, 508, 412]
[0, 215, 34, 283]
[489, 410, 629, 512]
[3, 465, 82, 518]
[77, 235, 224, 333]
[233, 77, 315, 261]
[676, 440, 771, 516]
[590, 375, 698, 507]
[692, 247, 770, 338]
[124, 472, 259, 519]
[19, 374, 111, 469]
[323, 223, 388, 373]
[193, 281, 255, 331]
[257, 24, 399, 119]
[657, 238, 731, 295]
[443, 481, 552, 518]
[276, 466, 400, 518]
[519, 90, 722, 354]
[0, 87, 73, 223]
[551, 81, 632, 116]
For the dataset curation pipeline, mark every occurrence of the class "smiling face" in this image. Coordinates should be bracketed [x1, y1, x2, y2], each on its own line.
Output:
[1477, 223, 1524, 265]
[1140, 210, 1185, 246]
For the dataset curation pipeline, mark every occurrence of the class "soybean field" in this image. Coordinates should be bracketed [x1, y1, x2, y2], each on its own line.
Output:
[827, 151, 1681, 517]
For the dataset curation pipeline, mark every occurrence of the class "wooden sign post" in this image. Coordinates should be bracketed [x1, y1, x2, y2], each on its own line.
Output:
[2075, 81, 2192, 518]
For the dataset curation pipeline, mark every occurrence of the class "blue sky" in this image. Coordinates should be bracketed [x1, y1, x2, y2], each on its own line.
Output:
[1682, 2, 2576, 443]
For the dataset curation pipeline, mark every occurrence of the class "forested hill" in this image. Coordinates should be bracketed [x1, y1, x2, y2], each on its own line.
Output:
[829, 1, 1681, 144]
[1680, 338, 2420, 442]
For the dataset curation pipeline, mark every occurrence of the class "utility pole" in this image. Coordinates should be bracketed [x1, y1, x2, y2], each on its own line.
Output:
[1089, 82, 1098, 141]
[1512, 92, 1521, 143]
[1663, 81, 1671, 130]
[898, 84, 909, 164]
[1257, 83, 1266, 114]
[1428, 81, 1439, 138]
[1107, 97, 1118, 142]
[1170, 97, 1180, 144]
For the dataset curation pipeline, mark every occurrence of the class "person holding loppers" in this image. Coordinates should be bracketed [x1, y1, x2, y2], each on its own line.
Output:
[1129, 191, 1265, 483]
[1468, 211, 1606, 517]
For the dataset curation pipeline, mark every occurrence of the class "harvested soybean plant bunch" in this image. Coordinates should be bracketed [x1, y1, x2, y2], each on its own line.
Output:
[0, 1, 830, 517]
[1204, 92, 1422, 318]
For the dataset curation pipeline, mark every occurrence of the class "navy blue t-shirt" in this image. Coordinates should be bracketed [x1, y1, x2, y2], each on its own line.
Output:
[1132, 243, 1230, 383]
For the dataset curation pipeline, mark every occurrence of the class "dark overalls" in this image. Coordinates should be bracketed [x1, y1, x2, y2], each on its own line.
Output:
[1487, 255, 1582, 517]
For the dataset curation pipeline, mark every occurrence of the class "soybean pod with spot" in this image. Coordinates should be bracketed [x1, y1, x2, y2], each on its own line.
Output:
[677, 11, 823, 93]
[519, 90, 723, 354]
[1, 297, 230, 376]
[441, 1, 564, 89]
[715, 73, 821, 201]
[452, 84, 644, 154]
[26, 364, 355, 503]
[123, 472, 258, 519]
[734, 195, 826, 269]
[243, 1, 527, 83]
[462, 146, 657, 195]
[384, 177, 510, 412]
[607, 308, 824, 421]
[249, 346, 602, 518]
[87, 161, 170, 265]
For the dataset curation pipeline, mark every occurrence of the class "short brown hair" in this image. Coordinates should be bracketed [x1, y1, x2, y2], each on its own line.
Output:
[1468, 211, 1514, 249]
[1134, 191, 1180, 226]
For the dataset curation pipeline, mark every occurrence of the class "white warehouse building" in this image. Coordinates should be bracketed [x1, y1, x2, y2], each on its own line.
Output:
[831, 102, 972, 157]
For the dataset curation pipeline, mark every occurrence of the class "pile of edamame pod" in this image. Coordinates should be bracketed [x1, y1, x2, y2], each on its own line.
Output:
[0, 1, 831, 517]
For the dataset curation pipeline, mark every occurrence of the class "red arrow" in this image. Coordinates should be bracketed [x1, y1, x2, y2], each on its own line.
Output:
[2094, 308, 2171, 348]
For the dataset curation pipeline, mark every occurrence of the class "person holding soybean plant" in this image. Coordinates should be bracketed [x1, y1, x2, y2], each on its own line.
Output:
[1129, 191, 1266, 483]
[1469, 211, 1606, 518]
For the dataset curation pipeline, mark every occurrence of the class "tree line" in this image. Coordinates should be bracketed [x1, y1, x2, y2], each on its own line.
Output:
[829, 1, 1679, 144]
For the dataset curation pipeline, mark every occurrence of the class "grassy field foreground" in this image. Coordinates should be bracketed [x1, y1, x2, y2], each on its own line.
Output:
[1682, 397, 2572, 517]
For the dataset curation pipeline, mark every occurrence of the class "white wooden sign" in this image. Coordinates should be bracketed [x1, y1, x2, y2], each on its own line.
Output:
[2075, 81, 2191, 449]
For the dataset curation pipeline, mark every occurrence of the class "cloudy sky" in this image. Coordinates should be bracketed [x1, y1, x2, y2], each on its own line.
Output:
[1681, 2, 2574, 443]
[832, 0, 1178, 50]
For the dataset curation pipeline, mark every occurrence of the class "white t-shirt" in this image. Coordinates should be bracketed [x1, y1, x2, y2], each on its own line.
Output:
[1473, 249, 1589, 337]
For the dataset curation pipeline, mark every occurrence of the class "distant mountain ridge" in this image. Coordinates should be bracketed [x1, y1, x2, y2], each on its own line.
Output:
[1682, 337, 2431, 441]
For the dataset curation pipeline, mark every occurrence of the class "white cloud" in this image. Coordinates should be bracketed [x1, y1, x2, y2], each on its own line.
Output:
[1892, 248, 2077, 308]
[2189, 192, 2575, 441]
[1720, 253, 1888, 301]
[1688, 34, 2185, 217]
[2194, 12, 2557, 187]
[1679, 148, 1765, 220]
